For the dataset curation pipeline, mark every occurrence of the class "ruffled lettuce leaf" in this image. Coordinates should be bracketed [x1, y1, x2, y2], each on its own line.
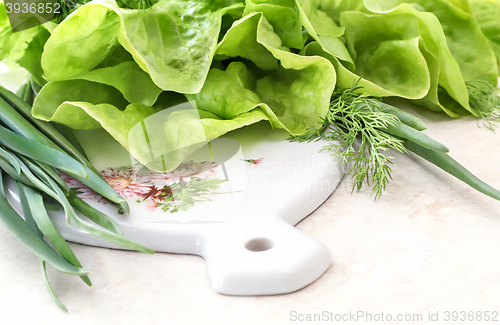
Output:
[16, 28, 50, 86]
[187, 61, 262, 119]
[0, 3, 43, 69]
[302, 41, 405, 97]
[340, 3, 473, 117]
[364, 0, 498, 84]
[243, 0, 304, 49]
[339, 10, 431, 99]
[71, 61, 162, 106]
[41, 0, 244, 93]
[41, 2, 121, 81]
[31, 12, 335, 171]
[114, 0, 244, 93]
[32, 80, 129, 129]
[470, 0, 500, 75]
[33, 94, 268, 172]
[215, 12, 336, 135]
[309, 0, 366, 23]
[295, 0, 354, 65]
[155, 108, 269, 171]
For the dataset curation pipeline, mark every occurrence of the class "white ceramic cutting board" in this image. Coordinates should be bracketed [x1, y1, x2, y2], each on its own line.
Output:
[1, 70, 345, 295]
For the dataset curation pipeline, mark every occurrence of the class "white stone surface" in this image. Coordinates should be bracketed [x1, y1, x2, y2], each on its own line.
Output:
[1, 103, 500, 324]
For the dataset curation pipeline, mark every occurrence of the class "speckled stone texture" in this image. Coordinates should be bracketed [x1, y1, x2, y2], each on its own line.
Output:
[1, 100, 500, 324]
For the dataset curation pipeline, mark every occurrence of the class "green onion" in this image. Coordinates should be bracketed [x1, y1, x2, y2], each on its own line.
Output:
[15, 181, 41, 236]
[19, 183, 92, 286]
[0, 156, 34, 188]
[0, 85, 91, 166]
[68, 191, 123, 236]
[383, 122, 449, 152]
[0, 146, 21, 174]
[0, 170, 4, 198]
[18, 183, 70, 312]
[0, 125, 88, 178]
[377, 102, 428, 131]
[16, 155, 78, 223]
[404, 139, 500, 200]
[0, 89, 155, 310]
[0, 88, 129, 212]
[41, 260, 69, 312]
[0, 194, 91, 275]
[33, 160, 70, 194]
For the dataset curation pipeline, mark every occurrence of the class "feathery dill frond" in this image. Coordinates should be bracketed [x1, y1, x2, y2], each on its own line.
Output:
[466, 80, 500, 132]
[291, 83, 406, 200]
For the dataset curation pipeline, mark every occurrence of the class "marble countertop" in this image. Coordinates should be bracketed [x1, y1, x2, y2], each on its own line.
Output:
[1, 101, 500, 324]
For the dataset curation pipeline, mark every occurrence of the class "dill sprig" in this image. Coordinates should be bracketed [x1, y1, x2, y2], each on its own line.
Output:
[53, 0, 91, 22]
[466, 80, 500, 132]
[54, 0, 155, 22]
[115, 0, 157, 10]
[291, 84, 407, 200]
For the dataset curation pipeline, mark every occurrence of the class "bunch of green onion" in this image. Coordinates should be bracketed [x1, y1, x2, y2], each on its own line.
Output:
[0, 85, 153, 311]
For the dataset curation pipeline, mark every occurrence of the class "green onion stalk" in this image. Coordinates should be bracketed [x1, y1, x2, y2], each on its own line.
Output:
[0, 86, 154, 311]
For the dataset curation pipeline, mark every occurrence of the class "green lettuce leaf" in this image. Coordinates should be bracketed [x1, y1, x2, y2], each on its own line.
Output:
[187, 61, 261, 119]
[216, 12, 336, 135]
[243, 0, 304, 49]
[470, 0, 500, 75]
[295, 0, 354, 65]
[41, 0, 243, 93]
[364, 0, 498, 84]
[154, 108, 269, 171]
[113, 0, 244, 93]
[72, 61, 162, 106]
[32, 12, 336, 171]
[339, 3, 474, 117]
[302, 41, 402, 97]
[16, 28, 50, 86]
[32, 80, 129, 129]
[41, 2, 121, 81]
[308, 0, 366, 23]
[339, 10, 431, 99]
[0, 3, 41, 69]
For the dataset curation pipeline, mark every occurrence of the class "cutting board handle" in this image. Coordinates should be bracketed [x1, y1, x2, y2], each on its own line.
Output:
[201, 216, 333, 295]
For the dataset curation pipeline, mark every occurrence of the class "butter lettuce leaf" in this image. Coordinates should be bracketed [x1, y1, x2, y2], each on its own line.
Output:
[339, 10, 431, 100]
[32, 12, 336, 171]
[216, 12, 336, 135]
[16, 28, 50, 86]
[0, 3, 43, 69]
[295, 0, 354, 65]
[364, 0, 498, 84]
[155, 108, 269, 171]
[187, 61, 262, 119]
[302, 41, 399, 97]
[243, 0, 304, 49]
[32, 80, 129, 129]
[308, 0, 366, 23]
[114, 0, 244, 93]
[73, 61, 162, 106]
[339, 3, 474, 117]
[41, 0, 244, 94]
[41, 2, 121, 81]
[470, 0, 500, 75]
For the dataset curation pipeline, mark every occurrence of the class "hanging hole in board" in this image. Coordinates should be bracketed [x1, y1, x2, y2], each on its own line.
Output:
[245, 238, 274, 252]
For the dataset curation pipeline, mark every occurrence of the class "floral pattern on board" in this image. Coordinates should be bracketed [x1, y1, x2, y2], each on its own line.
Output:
[61, 160, 226, 213]
[242, 157, 263, 165]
